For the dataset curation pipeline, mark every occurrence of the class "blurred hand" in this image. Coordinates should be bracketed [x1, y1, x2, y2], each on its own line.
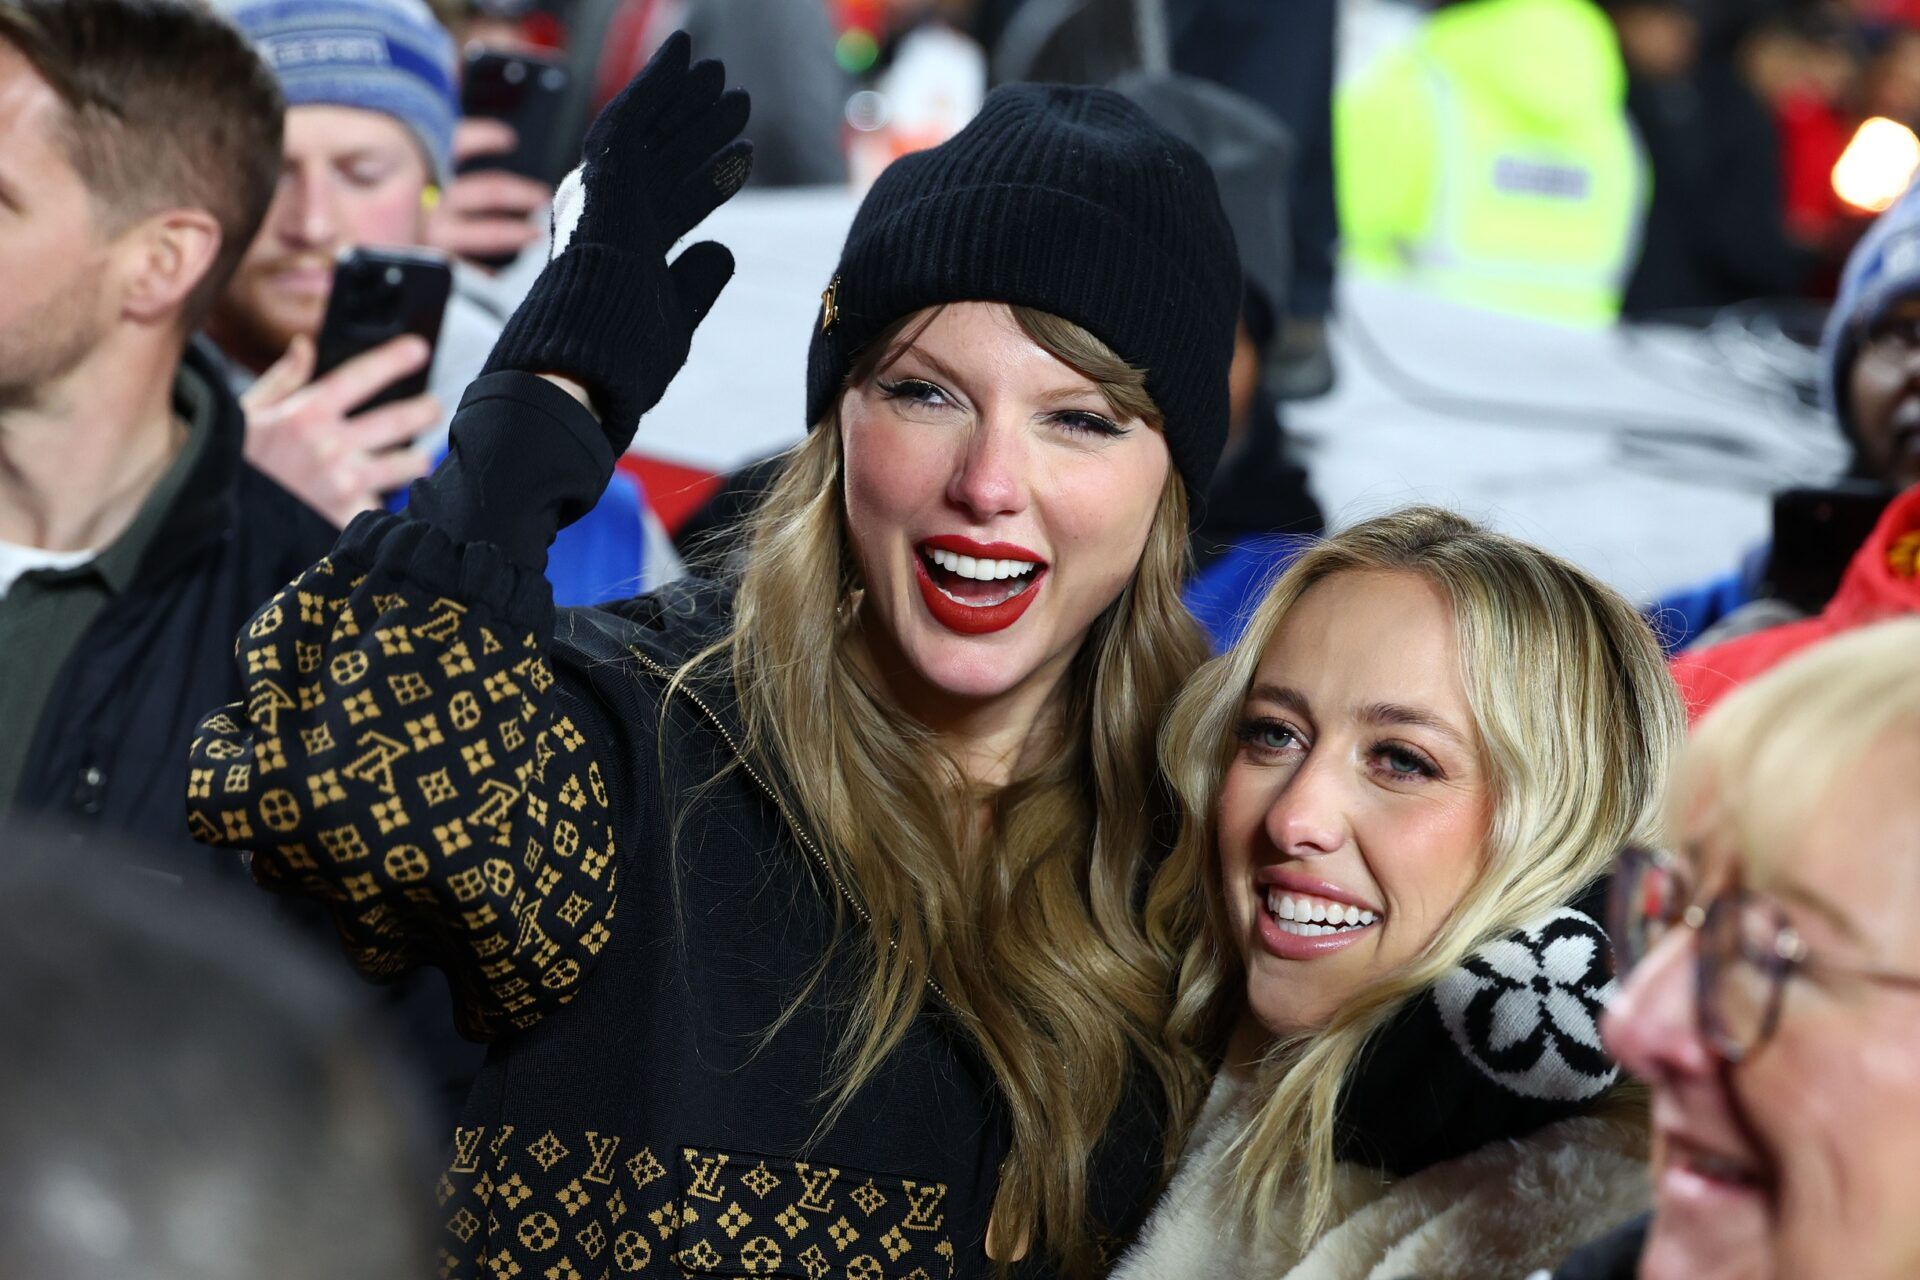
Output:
[241, 334, 440, 527]
[426, 119, 553, 269]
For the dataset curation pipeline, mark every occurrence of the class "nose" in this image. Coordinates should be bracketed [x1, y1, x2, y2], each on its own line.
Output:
[1602, 927, 1718, 1082]
[944, 412, 1029, 523]
[1261, 745, 1349, 859]
[274, 164, 338, 252]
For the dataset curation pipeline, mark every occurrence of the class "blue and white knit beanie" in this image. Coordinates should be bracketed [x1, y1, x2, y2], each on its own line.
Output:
[222, 0, 459, 184]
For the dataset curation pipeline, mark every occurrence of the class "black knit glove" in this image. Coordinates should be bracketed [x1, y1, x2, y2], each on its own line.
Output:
[481, 30, 751, 448]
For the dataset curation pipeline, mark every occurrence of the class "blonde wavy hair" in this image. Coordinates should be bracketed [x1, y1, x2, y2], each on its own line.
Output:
[1145, 506, 1684, 1241]
[675, 305, 1209, 1277]
[1678, 616, 1920, 883]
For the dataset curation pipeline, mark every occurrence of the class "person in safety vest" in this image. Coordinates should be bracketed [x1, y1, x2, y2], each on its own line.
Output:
[1335, 0, 1646, 326]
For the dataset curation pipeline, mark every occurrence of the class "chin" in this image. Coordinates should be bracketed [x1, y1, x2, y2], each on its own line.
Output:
[900, 629, 1042, 701]
[1640, 1196, 1771, 1280]
[1245, 967, 1329, 1039]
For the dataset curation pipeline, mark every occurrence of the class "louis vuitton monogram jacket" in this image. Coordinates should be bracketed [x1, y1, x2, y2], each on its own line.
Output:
[186, 372, 1165, 1280]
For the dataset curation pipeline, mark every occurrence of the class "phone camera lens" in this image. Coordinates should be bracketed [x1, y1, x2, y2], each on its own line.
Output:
[505, 60, 526, 84]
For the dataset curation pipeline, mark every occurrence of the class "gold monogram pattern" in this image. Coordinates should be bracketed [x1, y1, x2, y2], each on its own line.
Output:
[435, 1129, 954, 1280]
[186, 553, 618, 1038]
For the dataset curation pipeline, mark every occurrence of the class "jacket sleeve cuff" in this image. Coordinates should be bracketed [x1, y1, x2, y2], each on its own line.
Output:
[333, 509, 555, 636]
[402, 369, 617, 572]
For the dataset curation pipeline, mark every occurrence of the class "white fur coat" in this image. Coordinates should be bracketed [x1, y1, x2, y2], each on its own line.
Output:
[1110, 1073, 1648, 1280]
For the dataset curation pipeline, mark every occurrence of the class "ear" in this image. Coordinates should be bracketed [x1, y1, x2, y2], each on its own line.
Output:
[116, 208, 223, 325]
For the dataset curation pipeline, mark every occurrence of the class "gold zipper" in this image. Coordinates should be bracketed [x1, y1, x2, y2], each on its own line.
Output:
[628, 647, 948, 1004]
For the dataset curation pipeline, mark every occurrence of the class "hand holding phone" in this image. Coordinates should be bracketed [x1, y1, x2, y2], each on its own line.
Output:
[313, 247, 453, 410]
[428, 119, 554, 267]
[459, 47, 570, 182]
[247, 246, 452, 526]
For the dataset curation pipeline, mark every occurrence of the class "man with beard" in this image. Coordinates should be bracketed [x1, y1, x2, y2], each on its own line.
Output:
[205, 0, 482, 527]
[0, 0, 482, 1118]
[211, 0, 672, 604]
[0, 0, 337, 851]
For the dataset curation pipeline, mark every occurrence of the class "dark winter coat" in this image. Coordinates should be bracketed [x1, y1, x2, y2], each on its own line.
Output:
[9, 339, 481, 1119]
[12, 340, 337, 869]
[187, 371, 1166, 1280]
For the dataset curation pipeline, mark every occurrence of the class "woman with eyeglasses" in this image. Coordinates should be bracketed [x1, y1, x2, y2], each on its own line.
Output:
[1542, 616, 1920, 1280]
[1119, 507, 1684, 1279]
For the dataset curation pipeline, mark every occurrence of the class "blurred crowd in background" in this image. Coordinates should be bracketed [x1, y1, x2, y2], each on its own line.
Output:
[16, 0, 1920, 1275]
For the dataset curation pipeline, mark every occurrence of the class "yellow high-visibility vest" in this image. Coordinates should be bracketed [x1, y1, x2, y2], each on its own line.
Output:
[1337, 0, 1645, 326]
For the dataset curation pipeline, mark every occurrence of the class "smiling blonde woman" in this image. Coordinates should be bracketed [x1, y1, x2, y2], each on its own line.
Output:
[1122, 507, 1684, 1280]
[183, 34, 1243, 1280]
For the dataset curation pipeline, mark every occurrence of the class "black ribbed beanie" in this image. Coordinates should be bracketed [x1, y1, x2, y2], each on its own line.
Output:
[806, 82, 1243, 501]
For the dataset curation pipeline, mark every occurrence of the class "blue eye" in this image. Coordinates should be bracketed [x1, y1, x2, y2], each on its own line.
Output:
[1236, 717, 1304, 755]
[1373, 744, 1438, 780]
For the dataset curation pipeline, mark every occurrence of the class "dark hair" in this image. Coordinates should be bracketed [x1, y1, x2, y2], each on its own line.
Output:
[0, 829, 432, 1280]
[0, 0, 284, 327]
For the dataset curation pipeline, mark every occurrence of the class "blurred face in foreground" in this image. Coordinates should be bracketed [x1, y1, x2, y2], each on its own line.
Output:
[1605, 738, 1920, 1280]
[1216, 569, 1492, 1038]
[839, 302, 1171, 722]
[208, 105, 431, 372]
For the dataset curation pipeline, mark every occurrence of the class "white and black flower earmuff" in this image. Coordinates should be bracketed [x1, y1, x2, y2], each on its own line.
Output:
[1333, 887, 1621, 1176]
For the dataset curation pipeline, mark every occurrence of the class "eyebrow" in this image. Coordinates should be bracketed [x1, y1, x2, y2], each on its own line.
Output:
[1247, 683, 1311, 717]
[887, 346, 1115, 415]
[1358, 701, 1472, 749]
[1770, 880, 1863, 944]
[890, 343, 969, 392]
[1245, 684, 1471, 749]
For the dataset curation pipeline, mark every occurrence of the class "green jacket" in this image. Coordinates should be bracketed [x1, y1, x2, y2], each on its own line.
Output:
[1336, 0, 1644, 325]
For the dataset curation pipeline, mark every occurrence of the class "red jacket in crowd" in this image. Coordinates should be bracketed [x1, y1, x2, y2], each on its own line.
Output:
[1674, 481, 1920, 722]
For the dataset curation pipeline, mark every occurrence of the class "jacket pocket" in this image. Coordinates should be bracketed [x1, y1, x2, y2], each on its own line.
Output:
[670, 1147, 955, 1279]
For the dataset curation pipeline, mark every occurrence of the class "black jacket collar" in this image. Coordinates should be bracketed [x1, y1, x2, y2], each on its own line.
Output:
[128, 338, 250, 591]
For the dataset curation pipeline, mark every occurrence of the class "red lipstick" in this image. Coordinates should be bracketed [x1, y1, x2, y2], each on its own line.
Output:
[912, 535, 1047, 636]
[921, 534, 1046, 562]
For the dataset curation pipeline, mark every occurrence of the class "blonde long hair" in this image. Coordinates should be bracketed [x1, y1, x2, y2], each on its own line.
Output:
[1146, 506, 1683, 1241]
[1678, 616, 1920, 882]
[676, 306, 1209, 1276]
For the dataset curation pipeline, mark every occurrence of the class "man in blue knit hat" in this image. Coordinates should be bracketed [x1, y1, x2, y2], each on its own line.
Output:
[206, 0, 478, 527]
[212, 0, 668, 605]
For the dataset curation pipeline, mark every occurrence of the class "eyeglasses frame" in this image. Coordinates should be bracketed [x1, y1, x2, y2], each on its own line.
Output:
[1612, 845, 1920, 1064]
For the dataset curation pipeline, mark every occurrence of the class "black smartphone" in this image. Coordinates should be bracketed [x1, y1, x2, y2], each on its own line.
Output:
[313, 247, 453, 414]
[459, 46, 571, 182]
[1763, 481, 1896, 616]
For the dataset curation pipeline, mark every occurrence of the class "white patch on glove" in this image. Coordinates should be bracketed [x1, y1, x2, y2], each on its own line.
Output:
[550, 163, 587, 258]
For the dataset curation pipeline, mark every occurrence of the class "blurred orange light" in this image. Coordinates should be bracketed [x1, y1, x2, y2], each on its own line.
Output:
[1833, 117, 1920, 214]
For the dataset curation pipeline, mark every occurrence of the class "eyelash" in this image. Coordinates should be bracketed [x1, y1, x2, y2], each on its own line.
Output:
[875, 378, 1125, 437]
[1233, 716, 1442, 782]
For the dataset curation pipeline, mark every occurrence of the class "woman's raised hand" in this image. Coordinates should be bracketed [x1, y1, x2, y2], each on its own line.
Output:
[482, 31, 752, 448]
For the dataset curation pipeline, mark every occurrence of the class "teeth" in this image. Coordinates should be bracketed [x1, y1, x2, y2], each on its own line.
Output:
[927, 547, 1040, 581]
[1264, 890, 1380, 935]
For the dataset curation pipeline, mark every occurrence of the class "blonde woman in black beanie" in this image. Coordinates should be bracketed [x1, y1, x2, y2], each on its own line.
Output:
[187, 31, 1241, 1280]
